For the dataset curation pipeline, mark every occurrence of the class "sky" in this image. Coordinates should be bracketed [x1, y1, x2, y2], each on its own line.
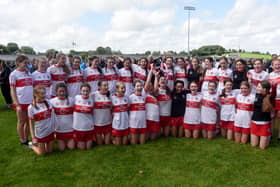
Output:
[0, 0, 280, 54]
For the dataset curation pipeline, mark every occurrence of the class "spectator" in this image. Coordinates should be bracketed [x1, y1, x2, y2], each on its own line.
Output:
[0, 60, 12, 108]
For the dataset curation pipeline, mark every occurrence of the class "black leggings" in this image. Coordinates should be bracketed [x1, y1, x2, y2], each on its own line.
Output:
[1, 84, 12, 104]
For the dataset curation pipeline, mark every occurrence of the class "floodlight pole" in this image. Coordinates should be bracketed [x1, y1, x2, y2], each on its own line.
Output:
[184, 6, 195, 56]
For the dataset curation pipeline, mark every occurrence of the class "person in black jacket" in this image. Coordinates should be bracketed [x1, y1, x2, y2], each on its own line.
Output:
[187, 57, 203, 91]
[250, 80, 272, 149]
[0, 60, 12, 108]
[232, 59, 248, 92]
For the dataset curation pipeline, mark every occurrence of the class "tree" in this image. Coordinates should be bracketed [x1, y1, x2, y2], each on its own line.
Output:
[0, 44, 8, 54]
[96, 46, 106, 54]
[105, 46, 112, 54]
[197, 45, 226, 56]
[145, 51, 151, 55]
[178, 51, 188, 56]
[152, 51, 161, 56]
[20, 46, 36, 54]
[7, 42, 19, 53]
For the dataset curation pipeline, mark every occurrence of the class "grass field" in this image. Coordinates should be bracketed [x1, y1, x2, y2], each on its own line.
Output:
[1, 94, 280, 187]
[228, 52, 272, 60]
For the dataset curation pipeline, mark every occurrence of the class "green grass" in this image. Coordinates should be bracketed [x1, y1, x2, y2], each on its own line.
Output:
[228, 52, 272, 60]
[1, 94, 280, 187]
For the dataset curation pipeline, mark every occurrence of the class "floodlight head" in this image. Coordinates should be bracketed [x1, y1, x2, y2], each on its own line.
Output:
[184, 6, 196, 11]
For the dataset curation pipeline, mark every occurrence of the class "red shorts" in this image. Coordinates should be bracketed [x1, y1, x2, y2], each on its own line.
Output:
[250, 121, 271, 136]
[35, 132, 54, 143]
[234, 126, 250, 134]
[147, 120, 160, 132]
[112, 128, 129, 137]
[129, 127, 147, 134]
[170, 117, 184, 127]
[220, 121, 234, 130]
[159, 116, 171, 127]
[13, 104, 29, 111]
[94, 124, 112, 134]
[55, 131, 73, 140]
[275, 100, 280, 111]
[73, 130, 95, 142]
[201, 123, 216, 131]
[183, 123, 201, 130]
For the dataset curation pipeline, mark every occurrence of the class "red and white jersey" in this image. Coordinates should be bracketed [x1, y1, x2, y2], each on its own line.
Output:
[118, 68, 133, 96]
[111, 94, 129, 130]
[132, 64, 147, 84]
[157, 88, 172, 116]
[92, 91, 112, 126]
[235, 93, 255, 128]
[67, 68, 84, 97]
[73, 95, 94, 131]
[217, 68, 233, 94]
[269, 71, 280, 99]
[28, 101, 55, 139]
[102, 68, 118, 94]
[9, 69, 33, 104]
[174, 66, 188, 89]
[128, 93, 146, 129]
[163, 68, 174, 90]
[145, 94, 160, 122]
[247, 70, 269, 94]
[219, 91, 237, 122]
[84, 67, 102, 94]
[184, 93, 202, 125]
[201, 68, 219, 93]
[50, 97, 74, 133]
[32, 71, 51, 99]
[201, 92, 219, 124]
[47, 65, 67, 97]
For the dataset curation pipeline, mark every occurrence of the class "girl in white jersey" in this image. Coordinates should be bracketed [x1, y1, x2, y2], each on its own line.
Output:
[129, 80, 147, 144]
[93, 81, 112, 145]
[183, 81, 202, 139]
[234, 81, 255, 144]
[201, 57, 219, 94]
[174, 57, 188, 90]
[132, 57, 148, 84]
[163, 57, 175, 91]
[144, 70, 160, 140]
[217, 57, 233, 95]
[73, 83, 95, 150]
[28, 85, 54, 155]
[118, 58, 134, 96]
[50, 83, 75, 151]
[32, 57, 51, 99]
[102, 57, 118, 94]
[10, 55, 33, 145]
[67, 56, 84, 97]
[84, 56, 103, 94]
[111, 82, 129, 146]
[247, 59, 269, 94]
[219, 79, 236, 140]
[154, 72, 172, 136]
[201, 81, 220, 139]
[47, 53, 70, 98]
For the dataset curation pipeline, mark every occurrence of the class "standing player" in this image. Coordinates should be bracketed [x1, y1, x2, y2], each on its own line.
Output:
[201, 57, 219, 94]
[174, 57, 188, 90]
[84, 56, 103, 94]
[73, 83, 95, 150]
[217, 57, 233, 94]
[28, 85, 55, 155]
[132, 57, 148, 84]
[102, 57, 118, 94]
[163, 57, 175, 91]
[10, 55, 33, 145]
[50, 83, 75, 151]
[118, 58, 134, 96]
[93, 81, 112, 145]
[67, 56, 84, 97]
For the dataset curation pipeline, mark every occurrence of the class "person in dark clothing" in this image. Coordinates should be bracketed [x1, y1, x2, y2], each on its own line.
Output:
[0, 60, 12, 108]
[170, 80, 189, 137]
[232, 59, 248, 91]
[187, 57, 203, 91]
[250, 80, 273, 149]
[264, 54, 278, 73]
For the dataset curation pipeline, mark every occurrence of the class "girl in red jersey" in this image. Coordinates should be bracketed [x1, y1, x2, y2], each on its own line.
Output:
[10, 55, 33, 145]
[234, 81, 255, 144]
[47, 53, 70, 98]
[111, 82, 129, 146]
[32, 57, 51, 99]
[28, 85, 55, 155]
[84, 56, 103, 94]
[183, 81, 202, 139]
[93, 81, 112, 145]
[129, 80, 147, 144]
[144, 70, 160, 140]
[50, 83, 75, 151]
[73, 83, 95, 150]
[67, 56, 84, 97]
[201, 81, 220, 139]
[219, 79, 236, 140]
[250, 81, 273, 149]
[154, 71, 172, 136]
